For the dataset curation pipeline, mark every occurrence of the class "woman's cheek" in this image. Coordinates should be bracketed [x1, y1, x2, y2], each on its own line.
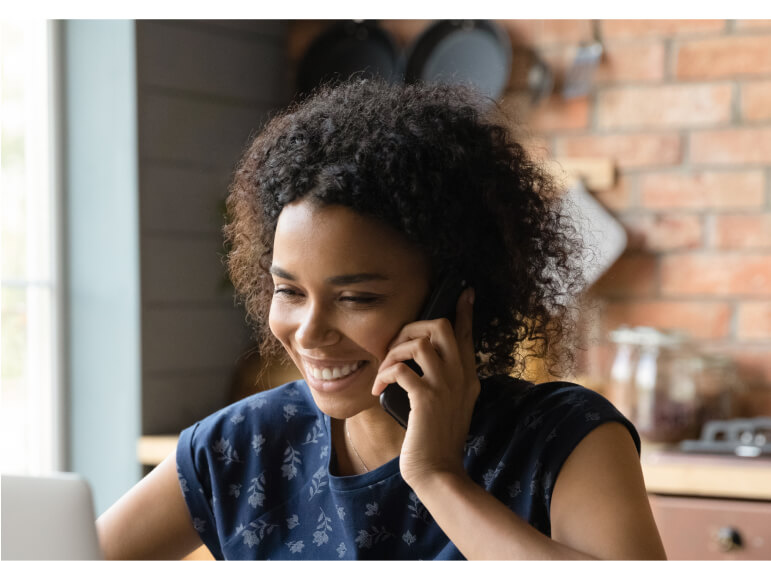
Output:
[354, 314, 402, 361]
[268, 300, 289, 343]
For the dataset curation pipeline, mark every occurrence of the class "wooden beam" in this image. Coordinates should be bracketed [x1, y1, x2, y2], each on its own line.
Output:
[544, 157, 616, 191]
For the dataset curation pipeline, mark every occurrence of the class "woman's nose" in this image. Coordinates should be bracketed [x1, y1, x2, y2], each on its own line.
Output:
[294, 304, 339, 349]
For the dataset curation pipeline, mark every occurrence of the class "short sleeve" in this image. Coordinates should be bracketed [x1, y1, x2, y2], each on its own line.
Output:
[173, 381, 319, 559]
[177, 422, 225, 560]
[525, 382, 640, 520]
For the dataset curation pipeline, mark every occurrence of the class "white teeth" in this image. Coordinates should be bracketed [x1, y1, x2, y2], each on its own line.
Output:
[305, 360, 362, 381]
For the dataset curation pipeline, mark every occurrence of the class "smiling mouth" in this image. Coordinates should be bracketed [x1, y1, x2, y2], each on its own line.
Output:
[302, 360, 366, 381]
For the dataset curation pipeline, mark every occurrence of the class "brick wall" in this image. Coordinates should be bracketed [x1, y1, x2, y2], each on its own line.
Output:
[288, 20, 771, 415]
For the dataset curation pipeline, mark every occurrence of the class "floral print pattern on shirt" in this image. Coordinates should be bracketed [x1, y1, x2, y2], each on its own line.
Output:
[177, 376, 639, 559]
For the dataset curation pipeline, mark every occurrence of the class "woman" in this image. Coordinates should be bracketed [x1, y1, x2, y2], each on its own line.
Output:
[97, 79, 666, 559]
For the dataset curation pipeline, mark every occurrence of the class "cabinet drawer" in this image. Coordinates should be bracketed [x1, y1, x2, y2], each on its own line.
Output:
[649, 495, 771, 560]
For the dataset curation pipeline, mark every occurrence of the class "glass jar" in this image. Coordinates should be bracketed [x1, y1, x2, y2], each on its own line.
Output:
[606, 327, 639, 420]
[632, 329, 703, 443]
[697, 353, 739, 425]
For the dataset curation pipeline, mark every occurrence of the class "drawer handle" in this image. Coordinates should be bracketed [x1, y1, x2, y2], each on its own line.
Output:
[716, 527, 743, 552]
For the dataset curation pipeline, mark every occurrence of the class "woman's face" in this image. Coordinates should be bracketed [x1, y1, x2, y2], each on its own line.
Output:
[269, 200, 431, 419]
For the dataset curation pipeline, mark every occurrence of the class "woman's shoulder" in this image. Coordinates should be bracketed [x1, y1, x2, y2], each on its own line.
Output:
[176, 379, 327, 503]
[175, 380, 331, 558]
[478, 375, 621, 416]
[474, 375, 639, 453]
[179, 380, 320, 456]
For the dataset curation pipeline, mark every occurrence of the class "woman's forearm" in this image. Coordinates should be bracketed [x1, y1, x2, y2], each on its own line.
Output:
[410, 471, 595, 560]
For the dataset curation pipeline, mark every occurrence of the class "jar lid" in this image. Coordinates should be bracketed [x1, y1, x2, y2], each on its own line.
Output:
[609, 326, 689, 347]
[608, 326, 640, 345]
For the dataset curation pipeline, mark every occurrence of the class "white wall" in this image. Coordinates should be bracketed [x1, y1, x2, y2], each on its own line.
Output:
[64, 20, 142, 514]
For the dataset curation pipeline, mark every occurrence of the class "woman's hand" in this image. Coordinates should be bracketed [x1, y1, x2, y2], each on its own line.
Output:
[372, 287, 479, 489]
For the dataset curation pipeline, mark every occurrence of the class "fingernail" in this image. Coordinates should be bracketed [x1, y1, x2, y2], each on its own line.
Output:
[467, 288, 475, 305]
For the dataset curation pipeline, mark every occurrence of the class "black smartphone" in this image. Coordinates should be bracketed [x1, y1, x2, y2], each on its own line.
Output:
[379, 272, 468, 428]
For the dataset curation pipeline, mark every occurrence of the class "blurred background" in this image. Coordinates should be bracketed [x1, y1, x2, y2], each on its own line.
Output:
[2, 19, 770, 558]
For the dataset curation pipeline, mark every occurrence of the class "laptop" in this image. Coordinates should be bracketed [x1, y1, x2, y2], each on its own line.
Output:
[1, 472, 103, 560]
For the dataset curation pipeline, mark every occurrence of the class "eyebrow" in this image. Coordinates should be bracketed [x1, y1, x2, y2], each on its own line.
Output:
[269, 266, 390, 286]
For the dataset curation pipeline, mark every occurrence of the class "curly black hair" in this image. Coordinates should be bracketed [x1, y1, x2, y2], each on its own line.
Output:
[225, 78, 584, 379]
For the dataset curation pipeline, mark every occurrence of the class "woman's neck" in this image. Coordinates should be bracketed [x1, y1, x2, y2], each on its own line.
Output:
[330, 406, 406, 476]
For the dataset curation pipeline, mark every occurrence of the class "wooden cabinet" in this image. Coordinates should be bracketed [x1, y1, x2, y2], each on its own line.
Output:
[649, 495, 771, 560]
[642, 448, 771, 559]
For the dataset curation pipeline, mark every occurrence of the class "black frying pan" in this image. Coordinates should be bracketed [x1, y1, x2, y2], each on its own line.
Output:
[296, 21, 402, 95]
[403, 20, 511, 100]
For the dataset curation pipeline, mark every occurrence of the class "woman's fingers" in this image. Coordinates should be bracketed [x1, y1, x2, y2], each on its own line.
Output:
[381, 287, 476, 378]
[373, 287, 477, 405]
[385, 317, 456, 355]
[383, 318, 459, 371]
[371, 360, 424, 396]
[453, 287, 476, 375]
[377, 336, 445, 382]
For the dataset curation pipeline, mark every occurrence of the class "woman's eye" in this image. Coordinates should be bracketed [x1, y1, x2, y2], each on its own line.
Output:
[340, 295, 382, 305]
[273, 288, 302, 299]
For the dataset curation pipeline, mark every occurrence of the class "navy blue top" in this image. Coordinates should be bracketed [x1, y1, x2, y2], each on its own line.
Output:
[176, 376, 639, 560]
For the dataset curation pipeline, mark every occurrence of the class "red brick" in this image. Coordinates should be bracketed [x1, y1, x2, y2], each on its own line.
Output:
[528, 96, 590, 133]
[691, 127, 771, 165]
[741, 80, 771, 121]
[501, 92, 590, 133]
[500, 20, 593, 47]
[557, 133, 682, 169]
[735, 20, 771, 30]
[639, 171, 765, 210]
[601, 20, 726, 39]
[592, 254, 658, 297]
[738, 301, 771, 340]
[593, 174, 633, 212]
[604, 299, 732, 339]
[595, 41, 666, 84]
[676, 36, 771, 79]
[597, 84, 732, 129]
[624, 214, 703, 252]
[715, 214, 771, 249]
[661, 254, 771, 296]
[534, 40, 667, 86]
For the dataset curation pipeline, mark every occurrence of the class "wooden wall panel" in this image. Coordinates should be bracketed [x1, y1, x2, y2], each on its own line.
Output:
[139, 163, 230, 234]
[142, 307, 251, 373]
[142, 369, 235, 435]
[141, 236, 232, 305]
[137, 20, 287, 434]
[138, 92, 273, 168]
[137, 21, 288, 104]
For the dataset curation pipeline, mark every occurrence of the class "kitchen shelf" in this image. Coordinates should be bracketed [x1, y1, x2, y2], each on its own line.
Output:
[641, 445, 771, 500]
[138, 435, 771, 500]
[138, 435, 178, 466]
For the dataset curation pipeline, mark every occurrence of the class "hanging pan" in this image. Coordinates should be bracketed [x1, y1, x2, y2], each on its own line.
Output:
[403, 20, 512, 100]
[296, 20, 402, 95]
